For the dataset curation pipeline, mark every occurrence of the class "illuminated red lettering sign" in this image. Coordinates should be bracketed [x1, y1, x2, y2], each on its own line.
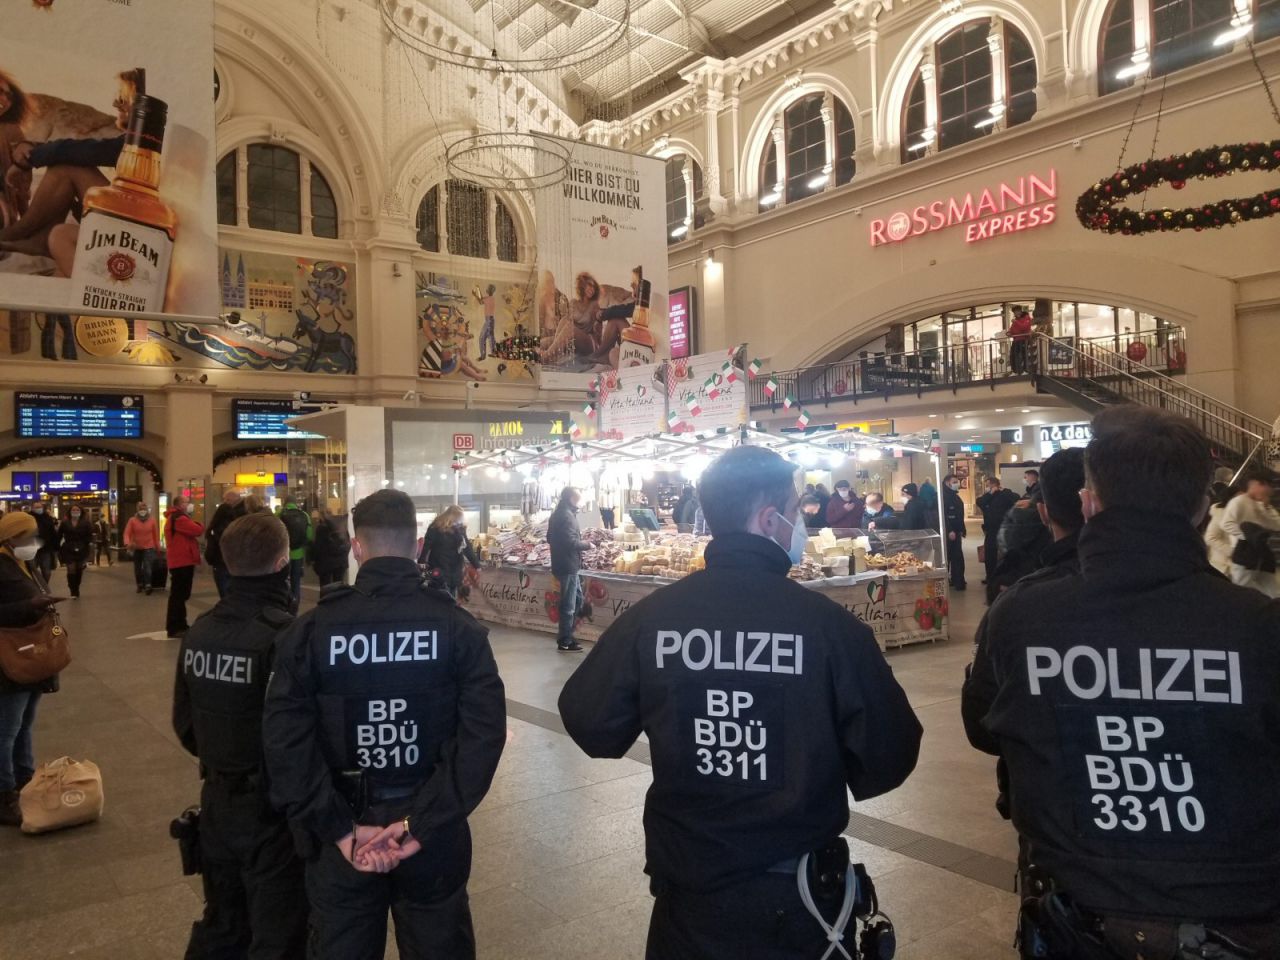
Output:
[869, 170, 1058, 247]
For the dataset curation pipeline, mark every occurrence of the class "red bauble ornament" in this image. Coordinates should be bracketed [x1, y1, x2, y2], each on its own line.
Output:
[1171, 180, 1186, 190]
[1126, 342, 1148, 362]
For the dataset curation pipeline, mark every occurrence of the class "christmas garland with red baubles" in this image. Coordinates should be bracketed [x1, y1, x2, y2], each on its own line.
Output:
[1076, 140, 1280, 234]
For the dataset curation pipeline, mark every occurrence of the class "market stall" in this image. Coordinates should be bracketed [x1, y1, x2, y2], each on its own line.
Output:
[453, 425, 951, 649]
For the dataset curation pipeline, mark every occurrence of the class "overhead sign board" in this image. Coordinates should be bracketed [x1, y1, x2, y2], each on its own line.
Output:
[233, 398, 329, 440]
[38, 471, 109, 493]
[234, 472, 288, 486]
[16, 392, 143, 439]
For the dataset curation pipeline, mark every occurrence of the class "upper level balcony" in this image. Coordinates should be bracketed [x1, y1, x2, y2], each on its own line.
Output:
[749, 328, 1187, 413]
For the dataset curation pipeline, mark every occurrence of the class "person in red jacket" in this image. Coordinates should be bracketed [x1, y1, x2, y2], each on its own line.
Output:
[824, 479, 863, 535]
[164, 495, 205, 639]
[1008, 306, 1033, 374]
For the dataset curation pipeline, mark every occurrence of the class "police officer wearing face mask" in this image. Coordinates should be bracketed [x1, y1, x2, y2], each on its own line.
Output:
[967, 406, 1280, 959]
[172, 512, 307, 958]
[263, 490, 506, 960]
[558, 445, 922, 960]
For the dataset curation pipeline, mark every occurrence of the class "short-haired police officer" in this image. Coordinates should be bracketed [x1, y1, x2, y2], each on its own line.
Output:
[558, 445, 923, 960]
[967, 405, 1280, 958]
[264, 490, 506, 960]
[172, 512, 307, 958]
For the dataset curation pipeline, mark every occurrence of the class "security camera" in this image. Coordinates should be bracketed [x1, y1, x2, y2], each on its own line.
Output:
[470, 381, 481, 389]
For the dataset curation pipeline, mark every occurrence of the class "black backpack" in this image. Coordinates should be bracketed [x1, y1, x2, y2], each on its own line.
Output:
[281, 509, 309, 551]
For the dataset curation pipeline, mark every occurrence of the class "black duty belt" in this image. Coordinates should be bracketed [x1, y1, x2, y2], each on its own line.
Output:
[368, 783, 416, 804]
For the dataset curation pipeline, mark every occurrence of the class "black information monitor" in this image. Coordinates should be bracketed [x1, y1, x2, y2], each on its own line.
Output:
[628, 508, 661, 531]
[15, 392, 143, 439]
[232, 398, 327, 440]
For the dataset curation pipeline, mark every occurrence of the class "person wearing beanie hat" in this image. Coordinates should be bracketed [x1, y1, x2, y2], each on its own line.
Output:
[0, 509, 65, 827]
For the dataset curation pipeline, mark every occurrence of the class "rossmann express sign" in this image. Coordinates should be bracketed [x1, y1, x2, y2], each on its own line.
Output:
[870, 169, 1057, 246]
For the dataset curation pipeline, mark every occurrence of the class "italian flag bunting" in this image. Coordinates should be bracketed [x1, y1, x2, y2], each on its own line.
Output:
[764, 377, 779, 397]
[721, 360, 739, 384]
[796, 409, 811, 429]
[783, 394, 796, 410]
[583, 402, 596, 419]
[747, 358, 763, 378]
[686, 395, 703, 417]
[667, 410, 683, 431]
[704, 376, 721, 400]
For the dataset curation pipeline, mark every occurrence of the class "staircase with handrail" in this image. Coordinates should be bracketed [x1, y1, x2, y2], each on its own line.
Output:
[1031, 333, 1271, 472]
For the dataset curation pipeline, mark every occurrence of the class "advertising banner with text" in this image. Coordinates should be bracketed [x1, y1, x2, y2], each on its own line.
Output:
[596, 363, 667, 440]
[536, 140, 667, 390]
[0, 0, 219, 319]
[665, 350, 748, 434]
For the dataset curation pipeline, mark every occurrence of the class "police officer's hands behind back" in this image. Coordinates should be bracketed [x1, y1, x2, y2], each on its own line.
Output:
[339, 824, 413, 874]
[348, 821, 422, 872]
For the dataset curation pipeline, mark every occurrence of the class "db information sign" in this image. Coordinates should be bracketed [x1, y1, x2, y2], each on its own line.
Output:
[453, 433, 475, 451]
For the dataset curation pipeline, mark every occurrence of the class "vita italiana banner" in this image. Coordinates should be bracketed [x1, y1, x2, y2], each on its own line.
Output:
[0, 0, 219, 320]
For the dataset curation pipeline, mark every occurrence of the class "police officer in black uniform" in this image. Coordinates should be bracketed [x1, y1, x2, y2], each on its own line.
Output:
[965, 406, 1280, 959]
[942, 472, 968, 590]
[263, 490, 506, 960]
[172, 512, 307, 959]
[558, 445, 922, 960]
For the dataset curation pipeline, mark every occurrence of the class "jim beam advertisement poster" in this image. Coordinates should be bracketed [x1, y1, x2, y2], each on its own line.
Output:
[536, 140, 667, 390]
[0, 0, 218, 320]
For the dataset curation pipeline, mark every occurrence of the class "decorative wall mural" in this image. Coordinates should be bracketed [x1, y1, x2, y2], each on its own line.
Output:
[416, 270, 538, 382]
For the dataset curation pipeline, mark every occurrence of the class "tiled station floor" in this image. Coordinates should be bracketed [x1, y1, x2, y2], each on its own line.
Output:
[0, 543, 1019, 959]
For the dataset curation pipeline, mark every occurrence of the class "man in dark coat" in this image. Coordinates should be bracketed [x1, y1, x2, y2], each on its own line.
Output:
[204, 490, 247, 600]
[976, 476, 1019, 601]
[547, 487, 587, 652]
[942, 473, 967, 590]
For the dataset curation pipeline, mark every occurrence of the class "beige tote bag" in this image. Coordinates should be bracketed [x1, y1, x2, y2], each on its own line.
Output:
[19, 756, 104, 834]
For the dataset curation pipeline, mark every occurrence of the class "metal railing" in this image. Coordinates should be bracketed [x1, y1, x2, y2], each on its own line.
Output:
[1032, 332, 1270, 468]
[748, 329, 1185, 410]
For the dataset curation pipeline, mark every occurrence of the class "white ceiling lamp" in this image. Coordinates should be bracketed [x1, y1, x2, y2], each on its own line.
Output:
[1115, 51, 1150, 80]
[807, 173, 829, 190]
[1214, 15, 1252, 45]
[670, 224, 689, 238]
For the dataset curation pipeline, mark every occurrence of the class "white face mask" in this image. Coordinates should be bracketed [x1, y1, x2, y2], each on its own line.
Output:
[950, 483, 961, 492]
[70, 512, 81, 521]
[773, 511, 808, 566]
[12, 543, 39, 561]
[185, 503, 195, 515]
[838, 489, 851, 500]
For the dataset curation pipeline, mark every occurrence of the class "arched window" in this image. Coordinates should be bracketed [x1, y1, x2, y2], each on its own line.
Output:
[496, 201, 518, 262]
[216, 153, 236, 226]
[217, 144, 343, 238]
[415, 181, 521, 262]
[902, 20, 1038, 162]
[1099, 0, 1276, 94]
[665, 154, 703, 242]
[758, 92, 856, 210]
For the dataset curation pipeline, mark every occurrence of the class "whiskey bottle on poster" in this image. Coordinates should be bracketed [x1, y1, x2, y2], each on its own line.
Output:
[70, 96, 176, 315]
[618, 279, 656, 367]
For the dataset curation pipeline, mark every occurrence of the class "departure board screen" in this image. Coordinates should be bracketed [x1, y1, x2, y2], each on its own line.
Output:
[15, 392, 143, 439]
[232, 398, 326, 440]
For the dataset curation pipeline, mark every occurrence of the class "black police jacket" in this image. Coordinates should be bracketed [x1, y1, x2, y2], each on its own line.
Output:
[972, 509, 1280, 922]
[558, 532, 922, 892]
[962, 529, 1081, 755]
[263, 556, 506, 846]
[172, 572, 293, 776]
[976, 488, 1018, 538]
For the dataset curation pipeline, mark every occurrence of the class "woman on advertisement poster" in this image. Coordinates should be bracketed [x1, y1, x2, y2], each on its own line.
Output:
[538, 267, 641, 369]
[0, 68, 143, 276]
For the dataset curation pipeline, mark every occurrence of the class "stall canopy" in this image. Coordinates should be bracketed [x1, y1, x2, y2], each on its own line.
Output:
[450, 422, 940, 477]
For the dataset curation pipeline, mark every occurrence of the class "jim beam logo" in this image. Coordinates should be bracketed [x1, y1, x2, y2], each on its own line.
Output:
[590, 214, 618, 239]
